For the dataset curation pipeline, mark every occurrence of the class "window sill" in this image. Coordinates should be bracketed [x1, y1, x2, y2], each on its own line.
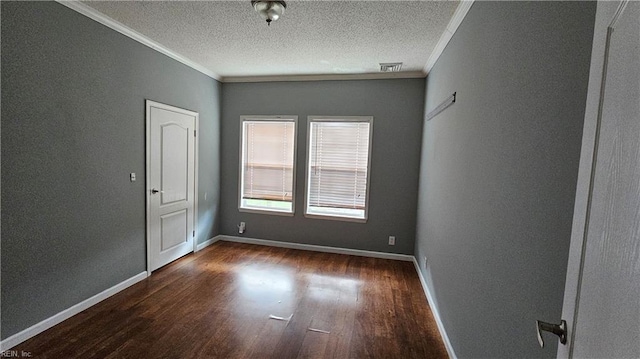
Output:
[304, 212, 367, 223]
[239, 207, 294, 217]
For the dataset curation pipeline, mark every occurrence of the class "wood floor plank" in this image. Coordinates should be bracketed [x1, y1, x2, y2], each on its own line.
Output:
[11, 241, 448, 358]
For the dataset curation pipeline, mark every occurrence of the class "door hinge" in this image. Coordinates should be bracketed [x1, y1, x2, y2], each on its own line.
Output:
[193, 230, 195, 237]
[194, 130, 196, 137]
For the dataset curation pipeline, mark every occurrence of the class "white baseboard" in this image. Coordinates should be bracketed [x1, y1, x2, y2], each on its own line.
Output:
[1, 240, 455, 358]
[196, 236, 222, 251]
[0, 271, 148, 351]
[218, 235, 414, 262]
[412, 258, 457, 359]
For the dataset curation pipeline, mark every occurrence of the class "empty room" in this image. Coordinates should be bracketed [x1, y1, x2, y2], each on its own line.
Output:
[1, 1, 638, 358]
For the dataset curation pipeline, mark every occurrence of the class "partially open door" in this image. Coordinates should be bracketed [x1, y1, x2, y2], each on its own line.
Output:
[556, 1, 639, 357]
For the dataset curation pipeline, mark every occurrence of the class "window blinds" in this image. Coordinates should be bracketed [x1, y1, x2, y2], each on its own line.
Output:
[307, 120, 371, 219]
[242, 121, 295, 203]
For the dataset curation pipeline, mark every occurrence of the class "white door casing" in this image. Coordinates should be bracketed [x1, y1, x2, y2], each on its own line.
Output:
[558, 1, 639, 358]
[146, 100, 198, 273]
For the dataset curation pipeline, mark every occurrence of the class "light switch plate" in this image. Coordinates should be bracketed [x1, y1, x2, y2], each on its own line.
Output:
[130, 173, 136, 182]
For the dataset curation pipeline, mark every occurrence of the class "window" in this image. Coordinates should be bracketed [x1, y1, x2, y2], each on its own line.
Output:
[305, 116, 373, 222]
[239, 116, 297, 215]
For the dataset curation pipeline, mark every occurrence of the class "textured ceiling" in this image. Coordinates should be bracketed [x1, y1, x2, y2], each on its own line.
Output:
[81, 1, 460, 80]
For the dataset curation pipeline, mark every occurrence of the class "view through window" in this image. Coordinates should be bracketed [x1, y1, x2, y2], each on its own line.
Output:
[239, 117, 297, 214]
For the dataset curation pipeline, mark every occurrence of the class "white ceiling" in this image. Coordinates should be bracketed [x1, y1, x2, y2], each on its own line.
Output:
[79, 1, 461, 81]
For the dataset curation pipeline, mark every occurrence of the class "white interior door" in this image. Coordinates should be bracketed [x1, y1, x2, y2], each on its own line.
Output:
[558, 1, 639, 357]
[146, 100, 198, 272]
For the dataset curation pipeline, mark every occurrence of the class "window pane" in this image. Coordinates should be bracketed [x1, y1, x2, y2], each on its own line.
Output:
[240, 118, 296, 214]
[306, 118, 372, 221]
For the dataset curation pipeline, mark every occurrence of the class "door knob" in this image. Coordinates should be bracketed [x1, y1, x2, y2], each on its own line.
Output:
[151, 188, 163, 194]
[536, 319, 567, 348]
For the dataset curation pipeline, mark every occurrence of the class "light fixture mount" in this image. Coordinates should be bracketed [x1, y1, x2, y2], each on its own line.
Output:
[251, 1, 287, 26]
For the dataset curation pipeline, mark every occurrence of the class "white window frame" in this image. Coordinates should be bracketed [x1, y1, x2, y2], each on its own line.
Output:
[238, 115, 298, 216]
[304, 116, 374, 223]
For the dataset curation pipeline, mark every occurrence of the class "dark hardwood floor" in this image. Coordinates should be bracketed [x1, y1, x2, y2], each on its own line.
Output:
[12, 241, 448, 358]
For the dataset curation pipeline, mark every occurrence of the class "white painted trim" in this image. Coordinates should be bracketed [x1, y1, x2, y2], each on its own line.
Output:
[55, 0, 221, 81]
[196, 235, 223, 252]
[145, 102, 153, 275]
[53, 0, 470, 82]
[222, 71, 426, 83]
[54, 0, 465, 82]
[0, 271, 147, 351]
[0, 237, 451, 357]
[219, 235, 414, 262]
[423, 0, 474, 75]
[193, 113, 200, 255]
[411, 258, 457, 359]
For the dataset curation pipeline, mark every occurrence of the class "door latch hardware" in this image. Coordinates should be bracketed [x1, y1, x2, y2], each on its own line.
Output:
[536, 319, 567, 348]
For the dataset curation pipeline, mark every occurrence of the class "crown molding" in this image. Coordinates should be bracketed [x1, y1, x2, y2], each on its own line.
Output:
[55, 0, 221, 81]
[423, 0, 475, 75]
[56, 0, 471, 83]
[222, 71, 426, 83]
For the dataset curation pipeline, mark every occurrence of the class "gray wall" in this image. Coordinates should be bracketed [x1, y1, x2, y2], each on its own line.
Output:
[1, 2, 221, 339]
[221, 80, 425, 254]
[415, 2, 595, 358]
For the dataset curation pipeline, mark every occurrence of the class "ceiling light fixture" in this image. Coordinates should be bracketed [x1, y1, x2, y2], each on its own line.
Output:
[251, 1, 287, 26]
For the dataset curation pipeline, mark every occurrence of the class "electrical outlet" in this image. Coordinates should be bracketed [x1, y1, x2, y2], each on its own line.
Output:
[388, 236, 396, 245]
[424, 256, 428, 267]
[238, 222, 246, 234]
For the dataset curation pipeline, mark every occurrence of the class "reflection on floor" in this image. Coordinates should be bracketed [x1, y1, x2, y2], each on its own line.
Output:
[13, 240, 448, 358]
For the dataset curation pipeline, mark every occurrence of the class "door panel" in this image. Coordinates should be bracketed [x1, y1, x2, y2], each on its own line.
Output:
[161, 123, 189, 204]
[147, 101, 197, 272]
[572, 1, 639, 357]
[559, 1, 639, 357]
[161, 210, 188, 251]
